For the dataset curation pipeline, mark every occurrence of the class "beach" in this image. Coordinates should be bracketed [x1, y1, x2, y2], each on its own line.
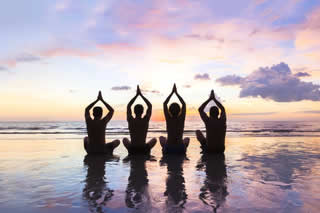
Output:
[0, 121, 320, 213]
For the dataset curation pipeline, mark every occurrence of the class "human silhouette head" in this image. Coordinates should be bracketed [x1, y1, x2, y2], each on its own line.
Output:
[93, 106, 103, 119]
[134, 104, 144, 118]
[169, 103, 180, 118]
[209, 106, 219, 118]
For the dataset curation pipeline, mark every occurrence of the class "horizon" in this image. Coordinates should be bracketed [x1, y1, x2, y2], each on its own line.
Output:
[1, 0, 320, 121]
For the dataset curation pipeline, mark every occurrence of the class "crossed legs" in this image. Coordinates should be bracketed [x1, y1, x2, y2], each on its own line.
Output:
[122, 137, 157, 152]
[197, 130, 227, 153]
[196, 130, 207, 148]
[84, 136, 120, 154]
[159, 136, 190, 149]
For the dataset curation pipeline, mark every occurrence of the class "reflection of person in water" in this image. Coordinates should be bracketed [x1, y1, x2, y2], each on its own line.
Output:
[196, 154, 228, 212]
[160, 155, 188, 212]
[83, 154, 119, 212]
[123, 155, 155, 210]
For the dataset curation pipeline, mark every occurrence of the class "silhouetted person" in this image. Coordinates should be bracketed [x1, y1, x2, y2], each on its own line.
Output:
[197, 154, 228, 212]
[84, 91, 120, 155]
[160, 84, 189, 154]
[83, 154, 119, 212]
[123, 155, 155, 210]
[123, 86, 156, 155]
[160, 155, 188, 212]
[196, 90, 226, 153]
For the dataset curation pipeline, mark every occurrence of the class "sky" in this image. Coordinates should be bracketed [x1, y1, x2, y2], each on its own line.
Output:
[1, 0, 320, 121]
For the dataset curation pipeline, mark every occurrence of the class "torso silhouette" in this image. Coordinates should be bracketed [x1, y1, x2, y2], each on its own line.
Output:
[128, 116, 149, 146]
[206, 117, 226, 152]
[166, 115, 185, 144]
[86, 118, 107, 151]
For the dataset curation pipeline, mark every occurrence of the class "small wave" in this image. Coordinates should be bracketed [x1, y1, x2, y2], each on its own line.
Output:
[0, 126, 58, 131]
[228, 129, 320, 133]
[63, 127, 86, 130]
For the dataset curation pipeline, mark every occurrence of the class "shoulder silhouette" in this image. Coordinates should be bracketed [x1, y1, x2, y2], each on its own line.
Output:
[123, 85, 157, 155]
[196, 90, 227, 153]
[84, 91, 120, 155]
[160, 84, 190, 154]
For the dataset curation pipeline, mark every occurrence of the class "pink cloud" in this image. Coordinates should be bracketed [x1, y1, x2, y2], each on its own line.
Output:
[41, 48, 98, 58]
[295, 7, 320, 50]
[97, 43, 143, 53]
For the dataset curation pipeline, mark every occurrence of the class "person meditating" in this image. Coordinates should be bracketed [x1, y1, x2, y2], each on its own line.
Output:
[196, 90, 226, 154]
[84, 91, 120, 155]
[160, 84, 189, 154]
[123, 85, 157, 155]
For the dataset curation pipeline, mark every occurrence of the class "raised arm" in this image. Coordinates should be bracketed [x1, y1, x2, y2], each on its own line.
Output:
[127, 86, 139, 121]
[139, 86, 152, 119]
[85, 97, 99, 121]
[163, 86, 174, 119]
[198, 92, 211, 122]
[212, 90, 226, 121]
[174, 84, 186, 118]
[98, 91, 114, 123]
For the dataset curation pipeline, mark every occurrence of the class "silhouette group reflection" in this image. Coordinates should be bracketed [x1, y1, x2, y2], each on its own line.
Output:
[197, 154, 228, 212]
[123, 154, 156, 209]
[160, 154, 188, 212]
[83, 154, 119, 212]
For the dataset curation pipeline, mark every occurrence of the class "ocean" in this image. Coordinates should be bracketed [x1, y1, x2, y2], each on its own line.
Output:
[0, 120, 319, 212]
[1, 120, 320, 138]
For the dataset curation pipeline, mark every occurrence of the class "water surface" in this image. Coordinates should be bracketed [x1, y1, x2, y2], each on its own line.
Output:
[0, 121, 319, 212]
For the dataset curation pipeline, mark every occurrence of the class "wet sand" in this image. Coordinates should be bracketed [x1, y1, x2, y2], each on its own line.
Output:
[0, 136, 320, 212]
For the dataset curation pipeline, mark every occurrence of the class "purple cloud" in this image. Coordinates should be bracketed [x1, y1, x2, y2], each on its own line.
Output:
[216, 62, 320, 102]
[0, 66, 7, 71]
[15, 53, 41, 62]
[194, 73, 210, 80]
[231, 112, 276, 116]
[216, 75, 244, 85]
[185, 34, 224, 43]
[294, 72, 310, 77]
[141, 89, 160, 94]
[300, 110, 320, 114]
[111, 86, 131, 91]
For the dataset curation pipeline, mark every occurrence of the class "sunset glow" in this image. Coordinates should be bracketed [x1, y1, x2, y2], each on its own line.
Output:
[1, 0, 320, 121]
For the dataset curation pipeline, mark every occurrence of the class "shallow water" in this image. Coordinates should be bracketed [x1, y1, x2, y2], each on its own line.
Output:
[0, 135, 320, 212]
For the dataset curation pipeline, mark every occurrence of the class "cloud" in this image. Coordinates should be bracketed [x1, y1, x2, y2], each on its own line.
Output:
[295, 7, 320, 61]
[231, 112, 276, 116]
[141, 89, 160, 94]
[98, 43, 142, 53]
[0, 66, 7, 71]
[185, 34, 225, 43]
[0, 53, 42, 68]
[41, 48, 98, 58]
[55, 0, 71, 12]
[294, 72, 310, 77]
[299, 110, 320, 114]
[160, 59, 183, 64]
[15, 53, 41, 62]
[216, 62, 320, 102]
[111, 86, 131, 91]
[216, 75, 244, 85]
[293, 67, 307, 72]
[194, 73, 210, 80]
[252, 0, 268, 6]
